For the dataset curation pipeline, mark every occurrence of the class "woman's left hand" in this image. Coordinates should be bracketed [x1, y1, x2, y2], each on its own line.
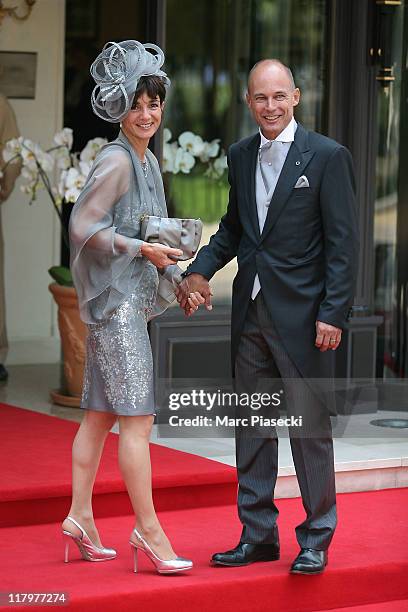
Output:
[185, 291, 205, 316]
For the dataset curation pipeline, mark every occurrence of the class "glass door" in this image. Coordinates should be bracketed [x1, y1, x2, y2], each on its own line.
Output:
[373, 1, 407, 378]
[164, 0, 330, 304]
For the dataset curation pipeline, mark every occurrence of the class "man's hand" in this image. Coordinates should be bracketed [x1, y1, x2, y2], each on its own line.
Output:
[315, 320, 342, 351]
[175, 273, 213, 315]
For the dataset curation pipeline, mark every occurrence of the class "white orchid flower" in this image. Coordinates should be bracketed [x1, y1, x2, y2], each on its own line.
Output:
[54, 149, 72, 170]
[178, 131, 205, 157]
[21, 166, 43, 200]
[213, 154, 228, 174]
[174, 147, 195, 174]
[204, 154, 228, 180]
[21, 138, 35, 151]
[52, 143, 72, 170]
[163, 141, 178, 173]
[54, 128, 73, 151]
[80, 137, 107, 163]
[178, 131, 195, 151]
[199, 139, 220, 162]
[163, 127, 172, 143]
[64, 186, 83, 202]
[20, 170, 41, 198]
[20, 144, 38, 171]
[35, 146, 54, 172]
[3, 137, 23, 163]
[65, 167, 87, 189]
[20, 140, 51, 171]
[61, 167, 87, 202]
[57, 169, 68, 200]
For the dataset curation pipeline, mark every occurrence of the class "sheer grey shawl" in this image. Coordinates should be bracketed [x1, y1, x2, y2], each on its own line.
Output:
[69, 130, 181, 325]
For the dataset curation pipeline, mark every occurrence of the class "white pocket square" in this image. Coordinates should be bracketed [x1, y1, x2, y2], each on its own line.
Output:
[294, 175, 310, 189]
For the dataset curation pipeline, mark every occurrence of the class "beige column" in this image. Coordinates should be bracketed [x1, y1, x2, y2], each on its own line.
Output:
[0, 93, 22, 363]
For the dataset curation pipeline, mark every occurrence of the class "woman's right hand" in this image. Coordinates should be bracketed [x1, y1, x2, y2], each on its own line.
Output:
[141, 242, 183, 268]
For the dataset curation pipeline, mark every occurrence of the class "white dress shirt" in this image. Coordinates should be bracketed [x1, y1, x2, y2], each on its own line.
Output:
[251, 117, 297, 300]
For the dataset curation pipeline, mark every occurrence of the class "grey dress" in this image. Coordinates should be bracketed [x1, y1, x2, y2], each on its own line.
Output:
[69, 131, 181, 416]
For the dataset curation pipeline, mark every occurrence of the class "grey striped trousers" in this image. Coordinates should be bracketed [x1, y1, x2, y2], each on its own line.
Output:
[234, 292, 337, 550]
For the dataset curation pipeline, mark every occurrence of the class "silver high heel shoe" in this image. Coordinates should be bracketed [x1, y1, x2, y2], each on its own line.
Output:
[129, 528, 193, 574]
[62, 516, 117, 563]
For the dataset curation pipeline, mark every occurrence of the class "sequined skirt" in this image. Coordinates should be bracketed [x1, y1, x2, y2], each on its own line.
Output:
[81, 264, 159, 416]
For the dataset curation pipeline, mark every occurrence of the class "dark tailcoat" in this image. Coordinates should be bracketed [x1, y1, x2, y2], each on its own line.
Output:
[186, 124, 359, 405]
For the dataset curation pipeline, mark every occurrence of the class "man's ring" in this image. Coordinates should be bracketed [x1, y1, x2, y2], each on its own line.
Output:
[329, 338, 336, 344]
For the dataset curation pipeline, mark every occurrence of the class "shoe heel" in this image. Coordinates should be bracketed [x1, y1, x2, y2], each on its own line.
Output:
[61, 517, 116, 563]
[62, 532, 71, 563]
[130, 529, 193, 574]
[131, 544, 138, 573]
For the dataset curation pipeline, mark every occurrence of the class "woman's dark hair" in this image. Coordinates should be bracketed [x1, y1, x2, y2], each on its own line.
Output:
[131, 75, 166, 108]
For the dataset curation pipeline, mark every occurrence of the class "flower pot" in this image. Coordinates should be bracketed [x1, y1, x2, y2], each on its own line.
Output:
[48, 282, 87, 407]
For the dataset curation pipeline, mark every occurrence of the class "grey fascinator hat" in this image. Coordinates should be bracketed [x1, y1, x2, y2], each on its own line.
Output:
[90, 40, 170, 123]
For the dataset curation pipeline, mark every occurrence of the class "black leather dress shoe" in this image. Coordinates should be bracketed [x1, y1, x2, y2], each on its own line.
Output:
[211, 542, 280, 567]
[0, 364, 8, 382]
[290, 548, 328, 574]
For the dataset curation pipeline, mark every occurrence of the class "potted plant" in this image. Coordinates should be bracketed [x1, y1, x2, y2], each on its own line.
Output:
[2, 128, 227, 406]
[2, 129, 107, 406]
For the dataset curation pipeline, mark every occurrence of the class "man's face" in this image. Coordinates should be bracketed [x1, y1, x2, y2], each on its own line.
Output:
[246, 64, 300, 139]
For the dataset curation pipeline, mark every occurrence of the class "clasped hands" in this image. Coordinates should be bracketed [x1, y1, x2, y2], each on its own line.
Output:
[140, 243, 211, 317]
[175, 273, 213, 317]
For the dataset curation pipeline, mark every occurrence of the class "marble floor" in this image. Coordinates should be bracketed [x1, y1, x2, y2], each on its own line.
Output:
[1, 363, 407, 477]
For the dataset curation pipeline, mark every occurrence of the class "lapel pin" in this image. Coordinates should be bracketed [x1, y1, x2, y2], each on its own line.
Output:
[295, 160, 301, 166]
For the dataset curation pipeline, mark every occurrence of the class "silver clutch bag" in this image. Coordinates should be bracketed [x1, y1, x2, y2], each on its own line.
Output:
[140, 215, 203, 261]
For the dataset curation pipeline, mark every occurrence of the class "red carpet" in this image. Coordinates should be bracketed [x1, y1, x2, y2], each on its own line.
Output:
[1, 404, 407, 611]
[0, 404, 236, 527]
[327, 602, 408, 611]
[1, 492, 408, 612]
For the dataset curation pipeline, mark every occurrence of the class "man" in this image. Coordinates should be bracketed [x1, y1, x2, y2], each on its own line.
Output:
[176, 59, 359, 574]
[0, 93, 21, 381]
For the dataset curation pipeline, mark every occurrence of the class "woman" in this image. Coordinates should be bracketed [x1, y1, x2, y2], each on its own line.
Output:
[63, 41, 203, 574]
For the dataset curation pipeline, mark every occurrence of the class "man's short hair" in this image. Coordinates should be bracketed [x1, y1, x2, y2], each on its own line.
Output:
[247, 59, 296, 91]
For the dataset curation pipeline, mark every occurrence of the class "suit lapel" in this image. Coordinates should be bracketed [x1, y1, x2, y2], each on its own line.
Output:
[239, 133, 261, 241]
[260, 124, 314, 242]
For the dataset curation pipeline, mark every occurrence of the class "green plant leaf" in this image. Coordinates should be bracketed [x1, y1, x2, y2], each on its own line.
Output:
[48, 265, 73, 287]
